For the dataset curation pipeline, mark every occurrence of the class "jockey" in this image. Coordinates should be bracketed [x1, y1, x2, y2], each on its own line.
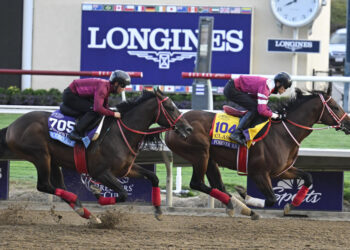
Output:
[223, 72, 292, 145]
[62, 69, 131, 141]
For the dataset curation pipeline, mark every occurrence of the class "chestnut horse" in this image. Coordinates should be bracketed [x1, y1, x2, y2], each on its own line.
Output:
[165, 89, 350, 219]
[0, 88, 192, 222]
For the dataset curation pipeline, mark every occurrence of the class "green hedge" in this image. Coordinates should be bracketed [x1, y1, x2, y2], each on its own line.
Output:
[0, 86, 286, 110]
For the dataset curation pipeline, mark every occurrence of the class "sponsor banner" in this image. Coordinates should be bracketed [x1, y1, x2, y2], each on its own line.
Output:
[268, 39, 320, 53]
[247, 171, 343, 211]
[0, 161, 9, 200]
[81, 5, 252, 87]
[62, 164, 155, 202]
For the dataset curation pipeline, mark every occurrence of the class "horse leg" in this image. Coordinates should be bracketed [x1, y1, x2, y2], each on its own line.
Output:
[248, 173, 277, 209]
[32, 157, 97, 222]
[278, 167, 313, 215]
[206, 159, 229, 194]
[126, 164, 162, 220]
[92, 169, 129, 203]
[205, 159, 259, 219]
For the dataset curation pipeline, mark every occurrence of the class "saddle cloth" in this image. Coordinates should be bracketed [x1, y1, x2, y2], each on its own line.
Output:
[48, 110, 100, 148]
[211, 112, 269, 149]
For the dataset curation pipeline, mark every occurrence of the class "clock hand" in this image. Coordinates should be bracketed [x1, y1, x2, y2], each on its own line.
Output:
[285, 0, 297, 6]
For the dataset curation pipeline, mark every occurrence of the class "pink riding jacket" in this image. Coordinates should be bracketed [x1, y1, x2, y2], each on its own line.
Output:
[69, 78, 115, 116]
[234, 75, 275, 117]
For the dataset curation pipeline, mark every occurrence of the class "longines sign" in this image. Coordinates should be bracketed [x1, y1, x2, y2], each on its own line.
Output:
[80, 4, 252, 86]
[268, 39, 320, 53]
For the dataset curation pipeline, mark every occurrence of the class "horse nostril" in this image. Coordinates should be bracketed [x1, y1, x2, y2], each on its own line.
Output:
[186, 126, 193, 133]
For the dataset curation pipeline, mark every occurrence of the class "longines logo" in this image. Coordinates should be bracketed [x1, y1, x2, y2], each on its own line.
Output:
[87, 26, 244, 69]
[274, 40, 313, 52]
[128, 51, 196, 69]
[273, 179, 322, 206]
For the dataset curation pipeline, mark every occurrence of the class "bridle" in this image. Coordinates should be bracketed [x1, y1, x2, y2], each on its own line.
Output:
[275, 94, 347, 147]
[116, 95, 184, 155]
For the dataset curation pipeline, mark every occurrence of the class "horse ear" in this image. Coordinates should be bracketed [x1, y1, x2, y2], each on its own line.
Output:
[326, 83, 332, 96]
[153, 86, 163, 96]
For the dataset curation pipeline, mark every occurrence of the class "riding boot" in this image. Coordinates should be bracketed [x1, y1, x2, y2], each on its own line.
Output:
[68, 111, 100, 141]
[229, 111, 256, 145]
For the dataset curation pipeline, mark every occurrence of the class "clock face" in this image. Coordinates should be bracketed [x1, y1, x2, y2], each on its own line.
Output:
[271, 0, 322, 27]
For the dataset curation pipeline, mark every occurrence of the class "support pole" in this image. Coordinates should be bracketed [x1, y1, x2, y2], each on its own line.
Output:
[21, 0, 34, 90]
[344, 0, 350, 112]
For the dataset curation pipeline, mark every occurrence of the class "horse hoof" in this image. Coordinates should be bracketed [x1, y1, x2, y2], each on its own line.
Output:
[250, 212, 260, 220]
[234, 185, 247, 200]
[155, 212, 163, 221]
[284, 203, 291, 215]
[226, 208, 235, 217]
[154, 207, 163, 221]
[90, 214, 102, 224]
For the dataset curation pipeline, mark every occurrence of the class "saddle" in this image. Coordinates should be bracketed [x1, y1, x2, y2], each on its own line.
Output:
[48, 104, 105, 148]
[223, 105, 247, 117]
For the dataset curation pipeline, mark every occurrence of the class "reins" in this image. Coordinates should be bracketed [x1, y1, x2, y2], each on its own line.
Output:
[275, 93, 347, 146]
[117, 95, 183, 154]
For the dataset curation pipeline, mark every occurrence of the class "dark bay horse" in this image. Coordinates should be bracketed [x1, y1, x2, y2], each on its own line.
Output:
[165, 89, 350, 219]
[0, 88, 192, 222]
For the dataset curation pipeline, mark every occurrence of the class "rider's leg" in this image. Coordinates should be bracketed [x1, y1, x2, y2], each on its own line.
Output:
[69, 111, 100, 141]
[229, 111, 256, 145]
[223, 80, 258, 145]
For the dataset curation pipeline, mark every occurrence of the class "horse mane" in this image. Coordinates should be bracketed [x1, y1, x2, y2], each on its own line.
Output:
[269, 88, 328, 113]
[116, 90, 156, 115]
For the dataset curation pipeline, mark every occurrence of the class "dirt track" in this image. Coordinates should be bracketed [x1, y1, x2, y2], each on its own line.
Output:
[0, 202, 350, 250]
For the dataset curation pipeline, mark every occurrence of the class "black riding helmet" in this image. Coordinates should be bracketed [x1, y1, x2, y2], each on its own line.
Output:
[109, 70, 131, 88]
[274, 72, 292, 89]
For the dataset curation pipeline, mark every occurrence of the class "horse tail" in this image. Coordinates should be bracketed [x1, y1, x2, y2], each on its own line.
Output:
[0, 127, 9, 157]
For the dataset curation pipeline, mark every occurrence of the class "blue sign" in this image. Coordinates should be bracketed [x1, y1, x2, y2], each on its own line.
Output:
[0, 161, 9, 200]
[80, 5, 252, 87]
[268, 39, 320, 53]
[247, 171, 343, 211]
[62, 164, 155, 202]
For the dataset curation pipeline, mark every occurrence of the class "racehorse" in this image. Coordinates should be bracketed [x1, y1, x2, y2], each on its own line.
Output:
[165, 88, 350, 219]
[0, 88, 193, 222]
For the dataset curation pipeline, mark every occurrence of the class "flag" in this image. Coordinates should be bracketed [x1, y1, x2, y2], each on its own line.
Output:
[136, 5, 145, 12]
[92, 4, 104, 10]
[156, 6, 165, 12]
[125, 85, 132, 91]
[230, 7, 240, 14]
[188, 6, 197, 13]
[217, 87, 224, 94]
[145, 6, 156, 12]
[133, 85, 143, 91]
[166, 6, 177, 12]
[220, 7, 230, 13]
[114, 5, 122, 11]
[144, 85, 154, 91]
[241, 7, 252, 14]
[177, 6, 187, 13]
[210, 7, 220, 13]
[175, 86, 186, 92]
[198, 6, 209, 13]
[104, 5, 113, 11]
[123, 5, 135, 11]
[82, 4, 92, 11]
[164, 86, 175, 92]
[186, 86, 192, 93]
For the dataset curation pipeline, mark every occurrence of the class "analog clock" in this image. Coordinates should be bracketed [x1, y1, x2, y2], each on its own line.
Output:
[270, 0, 322, 27]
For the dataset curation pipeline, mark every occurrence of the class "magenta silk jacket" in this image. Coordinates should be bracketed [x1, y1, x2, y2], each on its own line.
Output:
[69, 78, 115, 116]
[234, 75, 275, 117]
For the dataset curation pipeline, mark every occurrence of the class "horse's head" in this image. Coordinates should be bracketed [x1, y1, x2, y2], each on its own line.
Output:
[318, 93, 350, 135]
[153, 87, 193, 139]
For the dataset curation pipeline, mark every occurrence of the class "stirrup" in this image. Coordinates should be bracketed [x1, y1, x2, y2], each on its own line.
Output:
[230, 133, 246, 146]
[68, 131, 82, 141]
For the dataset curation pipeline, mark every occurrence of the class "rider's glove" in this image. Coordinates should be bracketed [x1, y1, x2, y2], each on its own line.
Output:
[271, 112, 286, 120]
